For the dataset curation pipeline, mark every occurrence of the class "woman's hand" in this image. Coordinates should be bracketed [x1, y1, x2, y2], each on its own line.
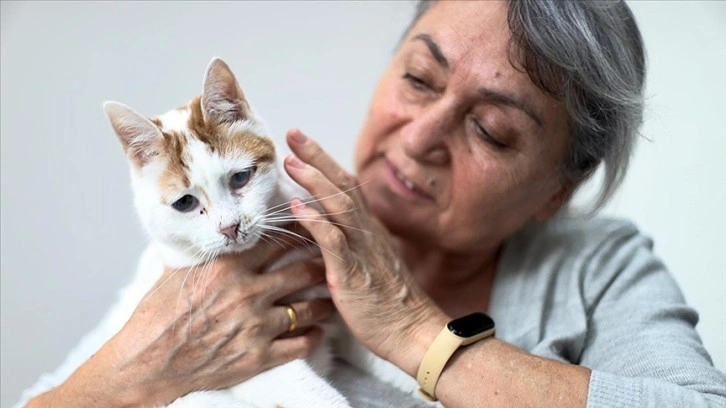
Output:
[283, 129, 446, 376]
[28, 233, 334, 408]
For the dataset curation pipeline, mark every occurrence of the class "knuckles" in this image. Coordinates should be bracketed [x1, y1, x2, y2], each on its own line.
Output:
[336, 194, 356, 215]
[337, 172, 358, 191]
[324, 227, 347, 252]
[243, 317, 268, 338]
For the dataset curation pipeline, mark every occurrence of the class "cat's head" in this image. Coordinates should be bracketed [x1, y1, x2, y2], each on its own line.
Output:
[104, 58, 281, 258]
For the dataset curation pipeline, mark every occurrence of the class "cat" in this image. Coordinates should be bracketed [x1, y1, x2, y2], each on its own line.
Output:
[103, 57, 352, 408]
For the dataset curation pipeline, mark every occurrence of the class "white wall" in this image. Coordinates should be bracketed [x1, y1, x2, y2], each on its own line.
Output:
[1, 1, 723, 406]
[595, 0, 726, 375]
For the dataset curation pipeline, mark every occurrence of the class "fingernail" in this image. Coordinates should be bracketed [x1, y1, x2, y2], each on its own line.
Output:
[293, 198, 308, 210]
[289, 130, 307, 145]
[286, 155, 306, 169]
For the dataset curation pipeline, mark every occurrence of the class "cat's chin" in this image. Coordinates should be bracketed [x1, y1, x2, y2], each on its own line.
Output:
[155, 237, 261, 268]
[220, 239, 259, 254]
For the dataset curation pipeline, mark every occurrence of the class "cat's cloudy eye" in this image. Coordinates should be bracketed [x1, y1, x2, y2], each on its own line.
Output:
[171, 194, 199, 212]
[230, 166, 256, 190]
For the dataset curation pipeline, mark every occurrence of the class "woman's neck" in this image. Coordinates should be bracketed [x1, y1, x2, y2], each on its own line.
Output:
[400, 240, 500, 318]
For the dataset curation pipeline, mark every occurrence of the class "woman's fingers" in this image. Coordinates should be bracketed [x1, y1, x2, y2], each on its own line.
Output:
[284, 154, 362, 230]
[262, 257, 327, 300]
[272, 299, 335, 336]
[267, 326, 325, 365]
[285, 129, 369, 231]
[289, 199, 354, 291]
[286, 129, 358, 191]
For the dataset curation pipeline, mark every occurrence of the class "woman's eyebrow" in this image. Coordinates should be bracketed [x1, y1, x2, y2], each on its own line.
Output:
[478, 87, 543, 128]
[412, 33, 449, 70]
[411, 33, 542, 128]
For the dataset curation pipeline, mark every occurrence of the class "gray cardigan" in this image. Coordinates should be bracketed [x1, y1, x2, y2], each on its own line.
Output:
[329, 216, 726, 407]
[15, 217, 726, 407]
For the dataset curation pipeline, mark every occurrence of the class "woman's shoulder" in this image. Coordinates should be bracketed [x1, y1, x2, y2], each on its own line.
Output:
[502, 213, 686, 314]
[523, 213, 642, 247]
[495, 213, 690, 358]
[500, 212, 685, 307]
[505, 214, 649, 269]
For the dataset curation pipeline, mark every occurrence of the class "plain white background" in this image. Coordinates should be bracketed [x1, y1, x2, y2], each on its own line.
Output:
[1, 1, 724, 405]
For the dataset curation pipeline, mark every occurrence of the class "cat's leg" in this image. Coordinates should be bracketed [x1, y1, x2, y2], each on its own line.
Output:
[229, 359, 351, 408]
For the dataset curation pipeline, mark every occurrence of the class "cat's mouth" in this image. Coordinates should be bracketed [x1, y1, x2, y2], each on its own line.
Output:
[222, 235, 259, 253]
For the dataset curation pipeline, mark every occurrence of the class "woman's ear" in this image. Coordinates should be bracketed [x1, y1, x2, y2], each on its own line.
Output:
[532, 182, 575, 222]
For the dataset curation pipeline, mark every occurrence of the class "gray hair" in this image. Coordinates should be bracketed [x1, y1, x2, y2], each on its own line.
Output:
[403, 0, 646, 213]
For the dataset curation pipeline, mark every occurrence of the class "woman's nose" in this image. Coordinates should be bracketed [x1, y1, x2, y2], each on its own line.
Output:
[401, 108, 451, 166]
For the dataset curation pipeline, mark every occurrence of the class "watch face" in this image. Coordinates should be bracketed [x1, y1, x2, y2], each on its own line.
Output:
[447, 312, 495, 337]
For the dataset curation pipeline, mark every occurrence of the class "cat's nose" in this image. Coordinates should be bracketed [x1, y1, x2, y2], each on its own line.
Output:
[219, 222, 240, 240]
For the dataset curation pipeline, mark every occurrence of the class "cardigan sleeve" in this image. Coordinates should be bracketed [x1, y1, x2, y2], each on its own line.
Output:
[579, 225, 726, 407]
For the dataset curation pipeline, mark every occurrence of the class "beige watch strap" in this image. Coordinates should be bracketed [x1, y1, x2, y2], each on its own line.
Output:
[416, 325, 495, 401]
[417, 326, 463, 401]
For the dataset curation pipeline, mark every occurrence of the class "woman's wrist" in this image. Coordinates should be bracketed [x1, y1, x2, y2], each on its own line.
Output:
[26, 338, 154, 408]
[385, 304, 450, 377]
[26, 373, 145, 408]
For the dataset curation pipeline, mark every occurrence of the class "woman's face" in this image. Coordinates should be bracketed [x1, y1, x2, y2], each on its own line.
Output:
[355, 0, 571, 253]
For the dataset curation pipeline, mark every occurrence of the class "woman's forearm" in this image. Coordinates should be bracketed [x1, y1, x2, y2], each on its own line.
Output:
[393, 318, 590, 408]
[437, 338, 590, 408]
[25, 340, 151, 408]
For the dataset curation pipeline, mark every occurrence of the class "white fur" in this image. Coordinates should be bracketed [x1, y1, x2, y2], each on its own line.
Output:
[104, 57, 428, 408]
[127, 135, 349, 407]
[158, 108, 191, 133]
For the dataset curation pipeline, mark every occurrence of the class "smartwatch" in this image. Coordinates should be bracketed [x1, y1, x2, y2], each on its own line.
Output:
[416, 312, 495, 401]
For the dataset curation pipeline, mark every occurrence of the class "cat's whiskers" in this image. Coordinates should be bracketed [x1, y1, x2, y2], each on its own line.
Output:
[264, 214, 375, 236]
[186, 249, 218, 335]
[256, 230, 289, 250]
[141, 246, 206, 304]
[189, 249, 213, 321]
[173, 248, 211, 334]
[258, 224, 343, 261]
[261, 181, 369, 218]
[193, 246, 218, 296]
[199, 248, 221, 307]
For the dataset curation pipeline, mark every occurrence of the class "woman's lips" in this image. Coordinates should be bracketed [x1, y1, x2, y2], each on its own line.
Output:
[384, 159, 435, 202]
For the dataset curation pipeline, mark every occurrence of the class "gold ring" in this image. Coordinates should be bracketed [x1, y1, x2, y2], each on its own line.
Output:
[284, 304, 298, 332]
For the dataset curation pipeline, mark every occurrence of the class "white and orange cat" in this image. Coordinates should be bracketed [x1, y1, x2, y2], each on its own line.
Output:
[103, 57, 353, 408]
[103, 57, 424, 407]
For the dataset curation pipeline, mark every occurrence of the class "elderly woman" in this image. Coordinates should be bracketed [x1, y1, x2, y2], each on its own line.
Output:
[20, 0, 726, 407]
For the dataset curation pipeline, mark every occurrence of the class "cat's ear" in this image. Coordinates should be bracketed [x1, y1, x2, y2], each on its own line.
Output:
[201, 57, 250, 125]
[103, 101, 163, 168]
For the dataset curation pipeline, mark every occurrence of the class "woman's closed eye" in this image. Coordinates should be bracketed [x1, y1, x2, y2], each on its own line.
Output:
[403, 72, 432, 92]
[469, 116, 508, 149]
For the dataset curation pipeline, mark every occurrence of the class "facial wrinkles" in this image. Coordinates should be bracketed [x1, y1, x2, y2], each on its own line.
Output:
[437, 3, 552, 134]
[414, 16, 559, 214]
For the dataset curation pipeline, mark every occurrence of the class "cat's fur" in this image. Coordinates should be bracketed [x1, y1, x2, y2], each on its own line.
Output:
[104, 57, 429, 407]
[103, 58, 354, 408]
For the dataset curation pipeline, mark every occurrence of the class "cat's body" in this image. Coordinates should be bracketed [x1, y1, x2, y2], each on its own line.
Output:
[104, 58, 422, 407]
[102, 242, 349, 408]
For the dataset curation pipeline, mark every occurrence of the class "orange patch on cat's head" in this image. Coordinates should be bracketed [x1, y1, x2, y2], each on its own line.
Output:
[187, 96, 275, 168]
[156, 129, 191, 204]
[152, 96, 275, 204]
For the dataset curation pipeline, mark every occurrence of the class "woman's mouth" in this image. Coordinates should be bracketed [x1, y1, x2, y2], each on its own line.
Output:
[385, 159, 435, 202]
